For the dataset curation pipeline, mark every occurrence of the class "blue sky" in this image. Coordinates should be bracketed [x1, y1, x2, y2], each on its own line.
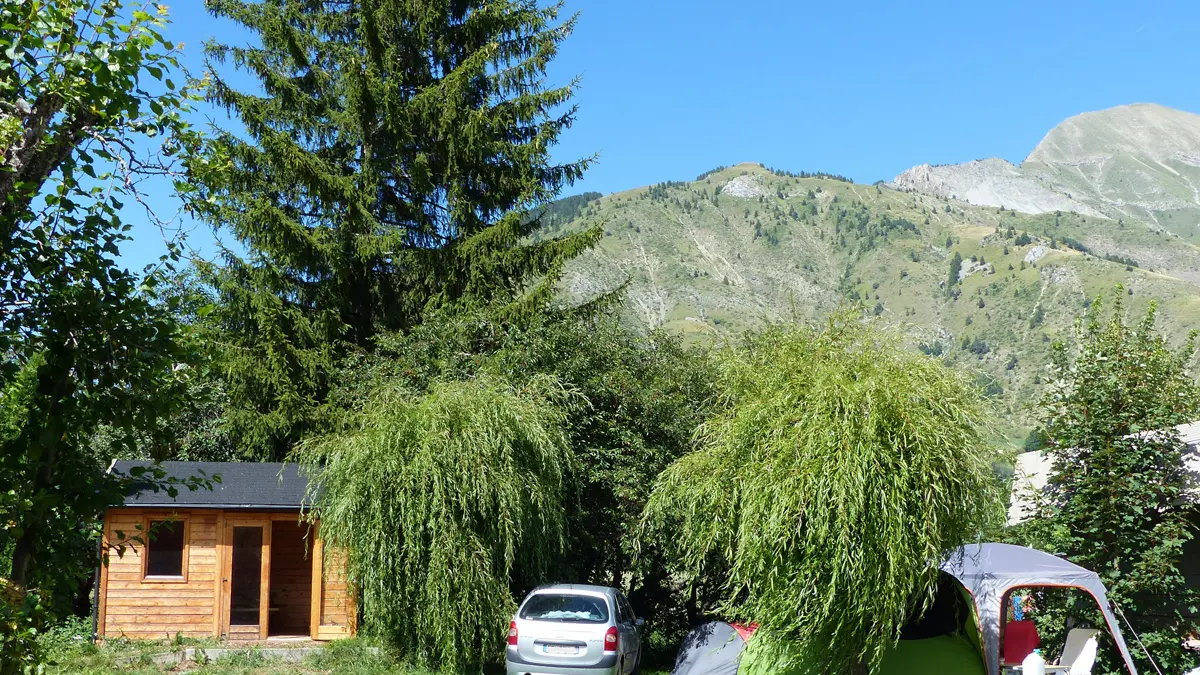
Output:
[124, 0, 1200, 268]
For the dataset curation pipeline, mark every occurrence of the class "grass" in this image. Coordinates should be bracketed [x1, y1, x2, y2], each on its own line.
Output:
[45, 636, 403, 675]
[42, 632, 672, 675]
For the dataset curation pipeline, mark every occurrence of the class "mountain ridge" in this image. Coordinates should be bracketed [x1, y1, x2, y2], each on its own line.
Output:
[892, 103, 1200, 243]
[546, 106, 1200, 447]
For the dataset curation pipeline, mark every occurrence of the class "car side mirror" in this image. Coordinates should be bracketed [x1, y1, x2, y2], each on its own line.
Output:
[634, 618, 645, 627]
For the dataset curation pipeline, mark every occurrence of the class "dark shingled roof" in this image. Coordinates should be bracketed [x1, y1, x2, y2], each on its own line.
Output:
[110, 461, 310, 509]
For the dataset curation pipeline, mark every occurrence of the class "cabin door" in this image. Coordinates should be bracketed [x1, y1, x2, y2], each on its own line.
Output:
[219, 517, 271, 640]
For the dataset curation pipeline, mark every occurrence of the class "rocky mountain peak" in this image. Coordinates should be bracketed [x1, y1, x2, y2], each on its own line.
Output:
[1024, 103, 1200, 166]
[892, 103, 1200, 223]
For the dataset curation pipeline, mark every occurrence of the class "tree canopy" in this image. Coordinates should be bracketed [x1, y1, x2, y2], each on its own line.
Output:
[643, 317, 1002, 673]
[0, 0, 199, 599]
[313, 307, 717, 661]
[1022, 293, 1200, 674]
[295, 375, 573, 671]
[191, 0, 599, 459]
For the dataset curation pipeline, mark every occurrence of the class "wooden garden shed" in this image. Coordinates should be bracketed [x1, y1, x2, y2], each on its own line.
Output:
[96, 461, 355, 642]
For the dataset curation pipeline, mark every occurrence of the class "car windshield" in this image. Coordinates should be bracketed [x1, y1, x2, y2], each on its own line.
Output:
[520, 593, 609, 623]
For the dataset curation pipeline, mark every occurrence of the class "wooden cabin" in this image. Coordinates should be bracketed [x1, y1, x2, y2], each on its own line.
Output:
[97, 461, 355, 642]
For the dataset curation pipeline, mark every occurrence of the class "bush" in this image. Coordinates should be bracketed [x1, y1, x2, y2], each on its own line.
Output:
[1, 581, 45, 675]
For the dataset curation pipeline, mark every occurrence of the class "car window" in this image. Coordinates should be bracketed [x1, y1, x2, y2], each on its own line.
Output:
[619, 595, 636, 622]
[520, 593, 609, 623]
[613, 596, 628, 623]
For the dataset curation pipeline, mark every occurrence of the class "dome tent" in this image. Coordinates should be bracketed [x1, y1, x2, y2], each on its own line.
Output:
[670, 543, 1139, 675]
[671, 622, 757, 675]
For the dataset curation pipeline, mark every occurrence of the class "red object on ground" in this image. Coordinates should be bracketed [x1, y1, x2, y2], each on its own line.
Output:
[1003, 620, 1041, 664]
[729, 622, 759, 642]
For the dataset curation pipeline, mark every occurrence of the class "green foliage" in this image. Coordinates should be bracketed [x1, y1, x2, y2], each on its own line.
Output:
[329, 308, 717, 661]
[946, 251, 963, 293]
[192, 0, 599, 459]
[1021, 292, 1200, 674]
[919, 341, 946, 356]
[1029, 306, 1045, 328]
[642, 316, 1002, 672]
[535, 192, 603, 231]
[1104, 253, 1140, 268]
[1022, 428, 1048, 453]
[763, 165, 852, 183]
[695, 165, 730, 181]
[0, 581, 45, 675]
[296, 376, 574, 671]
[0, 0, 203, 625]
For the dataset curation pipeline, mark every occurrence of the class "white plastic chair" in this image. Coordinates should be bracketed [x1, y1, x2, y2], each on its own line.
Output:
[1060, 629, 1099, 675]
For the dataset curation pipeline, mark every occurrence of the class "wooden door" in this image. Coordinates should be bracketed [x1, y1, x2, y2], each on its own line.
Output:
[219, 517, 271, 640]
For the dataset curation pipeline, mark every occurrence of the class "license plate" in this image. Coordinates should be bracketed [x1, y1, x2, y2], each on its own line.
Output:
[543, 645, 578, 656]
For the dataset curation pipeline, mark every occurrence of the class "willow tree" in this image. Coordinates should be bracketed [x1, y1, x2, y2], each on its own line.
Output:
[296, 375, 573, 670]
[643, 317, 1002, 673]
[191, 0, 598, 459]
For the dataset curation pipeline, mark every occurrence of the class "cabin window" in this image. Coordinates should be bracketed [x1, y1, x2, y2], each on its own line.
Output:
[145, 518, 187, 578]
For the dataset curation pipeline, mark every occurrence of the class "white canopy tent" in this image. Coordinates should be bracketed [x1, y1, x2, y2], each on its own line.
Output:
[942, 543, 1140, 675]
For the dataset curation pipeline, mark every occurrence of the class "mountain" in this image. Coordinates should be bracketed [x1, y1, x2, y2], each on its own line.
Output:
[893, 104, 1200, 252]
[545, 107, 1200, 447]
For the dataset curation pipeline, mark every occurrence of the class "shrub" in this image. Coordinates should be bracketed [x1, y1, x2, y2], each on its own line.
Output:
[0, 581, 45, 675]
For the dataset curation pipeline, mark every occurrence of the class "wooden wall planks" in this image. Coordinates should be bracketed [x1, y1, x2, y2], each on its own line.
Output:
[99, 508, 354, 641]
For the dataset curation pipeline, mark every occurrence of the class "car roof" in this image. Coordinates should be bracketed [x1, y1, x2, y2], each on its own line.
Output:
[530, 584, 619, 598]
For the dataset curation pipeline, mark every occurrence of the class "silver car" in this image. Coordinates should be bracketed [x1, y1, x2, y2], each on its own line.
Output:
[506, 584, 643, 675]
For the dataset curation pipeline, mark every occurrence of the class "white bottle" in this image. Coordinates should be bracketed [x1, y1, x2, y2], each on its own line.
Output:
[1022, 649, 1046, 675]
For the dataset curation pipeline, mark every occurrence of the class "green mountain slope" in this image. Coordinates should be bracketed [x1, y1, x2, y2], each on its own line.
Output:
[547, 163, 1200, 447]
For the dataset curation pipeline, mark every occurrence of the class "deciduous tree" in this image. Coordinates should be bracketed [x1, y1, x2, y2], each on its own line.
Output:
[0, 2, 205, 666]
[296, 375, 573, 671]
[1023, 293, 1200, 674]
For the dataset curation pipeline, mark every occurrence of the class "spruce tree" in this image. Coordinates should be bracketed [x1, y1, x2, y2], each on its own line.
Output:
[192, 0, 598, 458]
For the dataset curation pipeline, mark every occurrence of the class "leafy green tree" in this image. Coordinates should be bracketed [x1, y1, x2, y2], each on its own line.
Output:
[296, 375, 573, 671]
[643, 316, 1001, 673]
[1022, 294, 1200, 674]
[327, 308, 717, 659]
[0, 2, 208, 666]
[0, 0, 200, 597]
[1022, 427, 1047, 452]
[192, 0, 598, 459]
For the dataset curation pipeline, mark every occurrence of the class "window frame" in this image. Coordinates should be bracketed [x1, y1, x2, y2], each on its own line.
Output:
[140, 513, 190, 583]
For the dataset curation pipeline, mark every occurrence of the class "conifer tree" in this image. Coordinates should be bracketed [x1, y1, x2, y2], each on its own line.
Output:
[191, 0, 598, 458]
